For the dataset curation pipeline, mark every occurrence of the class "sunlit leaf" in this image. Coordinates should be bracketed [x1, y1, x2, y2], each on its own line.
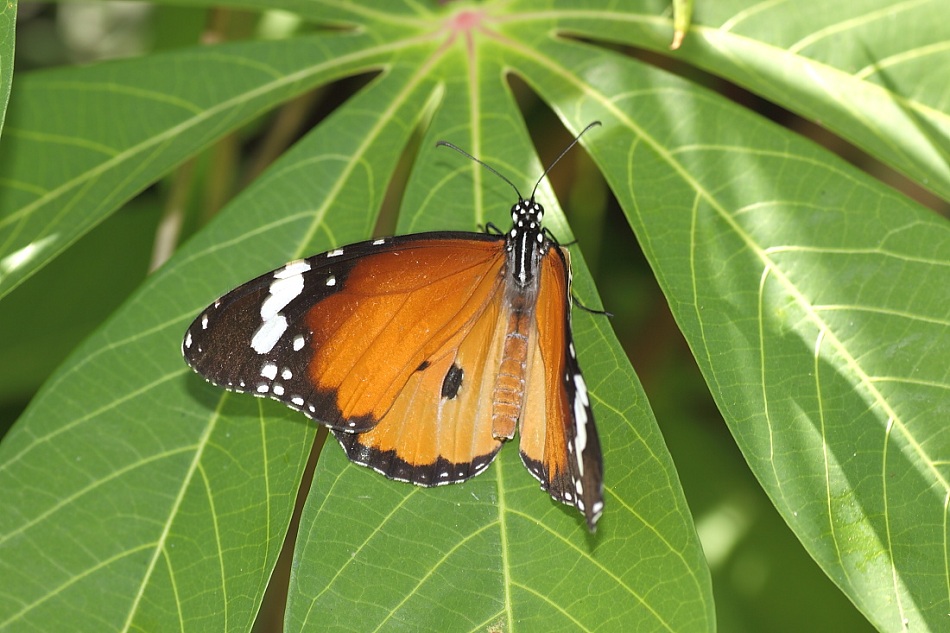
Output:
[565, 0, 950, 200]
[2, 1, 948, 632]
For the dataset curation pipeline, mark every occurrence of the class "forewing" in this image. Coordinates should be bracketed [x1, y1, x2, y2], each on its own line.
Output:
[183, 232, 507, 434]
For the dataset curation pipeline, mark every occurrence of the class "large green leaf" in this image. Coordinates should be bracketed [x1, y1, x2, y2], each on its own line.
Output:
[0, 0, 14, 138]
[0, 31, 391, 299]
[510, 23, 949, 628]
[562, 0, 950, 200]
[0, 7, 711, 632]
[284, 68, 704, 631]
[2, 1, 948, 632]
[568, 51, 949, 630]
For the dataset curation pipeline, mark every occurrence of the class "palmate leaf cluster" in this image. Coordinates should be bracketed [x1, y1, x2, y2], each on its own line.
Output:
[0, 1, 948, 631]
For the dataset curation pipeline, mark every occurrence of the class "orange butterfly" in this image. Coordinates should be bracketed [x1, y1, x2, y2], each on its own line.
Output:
[183, 123, 604, 530]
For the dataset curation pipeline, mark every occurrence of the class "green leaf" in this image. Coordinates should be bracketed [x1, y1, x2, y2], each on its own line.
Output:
[0, 197, 160, 404]
[0, 31, 394, 299]
[3, 1, 948, 632]
[538, 36, 949, 633]
[0, 7, 713, 629]
[0, 0, 14, 137]
[282, 31, 709, 633]
[563, 0, 950, 200]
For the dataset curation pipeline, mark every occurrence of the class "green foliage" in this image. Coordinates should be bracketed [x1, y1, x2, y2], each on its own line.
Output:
[0, 0, 12, 135]
[1, 1, 948, 632]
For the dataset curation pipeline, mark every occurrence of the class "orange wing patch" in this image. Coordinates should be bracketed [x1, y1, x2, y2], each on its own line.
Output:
[335, 276, 513, 484]
[305, 239, 507, 430]
[519, 247, 570, 487]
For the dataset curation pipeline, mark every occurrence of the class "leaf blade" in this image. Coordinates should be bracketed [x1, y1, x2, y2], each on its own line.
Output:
[283, 41, 712, 632]
[550, 0, 950, 201]
[0, 32, 399, 299]
[525, 41, 950, 630]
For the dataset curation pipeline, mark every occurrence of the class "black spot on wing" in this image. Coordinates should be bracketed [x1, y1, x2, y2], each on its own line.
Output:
[440, 363, 464, 400]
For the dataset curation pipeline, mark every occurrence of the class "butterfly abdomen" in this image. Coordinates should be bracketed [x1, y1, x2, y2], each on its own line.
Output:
[491, 307, 532, 439]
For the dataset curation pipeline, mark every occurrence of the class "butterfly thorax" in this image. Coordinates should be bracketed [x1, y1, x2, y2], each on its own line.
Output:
[505, 199, 546, 288]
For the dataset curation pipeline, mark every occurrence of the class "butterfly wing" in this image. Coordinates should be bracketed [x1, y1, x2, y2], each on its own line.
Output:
[183, 231, 511, 479]
[519, 245, 604, 530]
[334, 280, 512, 484]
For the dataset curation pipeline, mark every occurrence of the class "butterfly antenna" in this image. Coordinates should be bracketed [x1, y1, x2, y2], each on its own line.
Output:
[529, 121, 601, 200]
[436, 140, 524, 201]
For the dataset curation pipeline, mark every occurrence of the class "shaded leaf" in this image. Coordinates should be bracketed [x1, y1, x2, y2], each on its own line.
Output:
[0, 199, 160, 403]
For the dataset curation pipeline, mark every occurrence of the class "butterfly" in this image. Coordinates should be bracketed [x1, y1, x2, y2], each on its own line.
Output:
[182, 122, 604, 530]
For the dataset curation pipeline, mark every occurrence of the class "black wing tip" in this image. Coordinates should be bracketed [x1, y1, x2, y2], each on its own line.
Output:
[181, 337, 380, 435]
[519, 451, 603, 531]
[583, 495, 604, 533]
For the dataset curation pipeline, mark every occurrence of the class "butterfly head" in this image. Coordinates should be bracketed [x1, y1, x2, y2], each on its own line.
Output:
[504, 198, 548, 289]
[511, 198, 543, 230]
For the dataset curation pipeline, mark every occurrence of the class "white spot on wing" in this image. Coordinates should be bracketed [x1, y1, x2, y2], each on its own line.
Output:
[292, 396, 304, 406]
[251, 316, 288, 354]
[572, 373, 589, 477]
[327, 248, 344, 257]
[273, 260, 311, 279]
[293, 334, 305, 351]
[261, 275, 304, 320]
[273, 384, 285, 396]
[326, 275, 336, 286]
[281, 368, 292, 380]
[373, 238, 386, 245]
[184, 332, 192, 349]
[261, 363, 278, 379]
[201, 315, 209, 330]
